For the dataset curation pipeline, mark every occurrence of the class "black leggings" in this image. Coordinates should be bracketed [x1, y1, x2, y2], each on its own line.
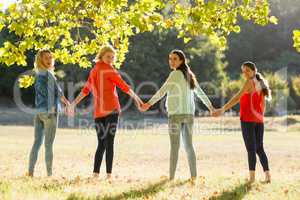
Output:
[93, 112, 119, 174]
[241, 121, 269, 171]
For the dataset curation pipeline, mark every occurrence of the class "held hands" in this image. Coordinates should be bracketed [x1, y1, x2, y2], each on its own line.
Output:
[65, 100, 71, 106]
[61, 98, 73, 117]
[139, 103, 150, 112]
[133, 97, 150, 112]
[211, 107, 225, 117]
[131, 94, 151, 112]
[64, 102, 76, 117]
[133, 96, 143, 111]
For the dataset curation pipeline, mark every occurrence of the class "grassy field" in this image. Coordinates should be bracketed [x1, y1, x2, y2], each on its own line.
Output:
[0, 116, 300, 200]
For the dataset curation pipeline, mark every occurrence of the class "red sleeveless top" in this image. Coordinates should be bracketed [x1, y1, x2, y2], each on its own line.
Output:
[240, 80, 265, 123]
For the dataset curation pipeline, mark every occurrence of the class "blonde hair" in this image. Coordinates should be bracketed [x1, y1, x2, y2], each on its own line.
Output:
[94, 45, 116, 62]
[34, 49, 54, 74]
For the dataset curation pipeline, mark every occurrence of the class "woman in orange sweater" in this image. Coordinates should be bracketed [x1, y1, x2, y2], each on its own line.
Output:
[69, 46, 142, 181]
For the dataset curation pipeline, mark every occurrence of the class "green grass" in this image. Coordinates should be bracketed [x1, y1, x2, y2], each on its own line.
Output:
[0, 181, 12, 200]
[0, 116, 300, 199]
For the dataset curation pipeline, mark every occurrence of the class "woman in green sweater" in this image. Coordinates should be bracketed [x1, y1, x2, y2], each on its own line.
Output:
[140, 49, 215, 180]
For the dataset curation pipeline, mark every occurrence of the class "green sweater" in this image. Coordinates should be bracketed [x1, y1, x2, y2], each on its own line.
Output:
[148, 70, 212, 116]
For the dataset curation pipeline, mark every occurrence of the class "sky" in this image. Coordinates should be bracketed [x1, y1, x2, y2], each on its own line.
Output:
[1, 0, 17, 10]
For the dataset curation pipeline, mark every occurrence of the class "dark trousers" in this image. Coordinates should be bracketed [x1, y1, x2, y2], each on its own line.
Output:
[241, 121, 269, 171]
[93, 112, 119, 174]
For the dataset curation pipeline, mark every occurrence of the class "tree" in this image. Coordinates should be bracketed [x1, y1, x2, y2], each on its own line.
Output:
[264, 72, 289, 115]
[225, 0, 300, 78]
[0, 0, 276, 66]
[294, 30, 300, 52]
[0, 0, 276, 88]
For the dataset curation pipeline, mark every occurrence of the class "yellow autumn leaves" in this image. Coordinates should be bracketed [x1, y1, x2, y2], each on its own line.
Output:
[293, 30, 300, 53]
[18, 75, 35, 88]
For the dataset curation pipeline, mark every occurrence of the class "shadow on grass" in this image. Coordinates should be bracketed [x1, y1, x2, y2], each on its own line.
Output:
[101, 179, 168, 200]
[66, 178, 190, 200]
[208, 182, 252, 200]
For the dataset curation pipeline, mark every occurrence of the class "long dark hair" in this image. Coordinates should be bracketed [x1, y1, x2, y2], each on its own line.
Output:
[170, 49, 197, 89]
[242, 61, 271, 99]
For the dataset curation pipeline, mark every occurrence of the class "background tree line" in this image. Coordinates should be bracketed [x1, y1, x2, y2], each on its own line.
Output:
[0, 0, 299, 115]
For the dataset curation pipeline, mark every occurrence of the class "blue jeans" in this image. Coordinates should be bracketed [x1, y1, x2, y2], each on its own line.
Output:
[29, 113, 58, 176]
[168, 114, 197, 179]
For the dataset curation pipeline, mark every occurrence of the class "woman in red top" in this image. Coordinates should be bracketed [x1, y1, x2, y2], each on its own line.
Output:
[214, 61, 271, 183]
[69, 45, 142, 181]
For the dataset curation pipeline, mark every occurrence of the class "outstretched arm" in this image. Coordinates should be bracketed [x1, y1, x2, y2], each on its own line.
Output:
[66, 91, 88, 116]
[140, 72, 176, 112]
[60, 96, 70, 106]
[47, 72, 70, 107]
[213, 80, 251, 116]
[194, 82, 215, 112]
[72, 91, 88, 106]
[108, 69, 143, 109]
[128, 89, 144, 109]
[66, 71, 93, 116]
[222, 80, 251, 111]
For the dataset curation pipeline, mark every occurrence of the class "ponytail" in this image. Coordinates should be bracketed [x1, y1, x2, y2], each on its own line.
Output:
[242, 61, 272, 100]
[177, 64, 197, 89]
[255, 72, 272, 100]
[170, 49, 197, 89]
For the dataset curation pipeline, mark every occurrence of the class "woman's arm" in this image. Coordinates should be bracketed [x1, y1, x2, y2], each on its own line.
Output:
[194, 82, 214, 112]
[66, 91, 88, 116]
[140, 72, 176, 112]
[60, 96, 70, 106]
[222, 79, 252, 112]
[148, 72, 177, 105]
[128, 89, 143, 109]
[108, 69, 131, 93]
[108, 69, 143, 108]
[72, 91, 88, 106]
[66, 71, 93, 116]
[47, 72, 70, 106]
[55, 81, 70, 106]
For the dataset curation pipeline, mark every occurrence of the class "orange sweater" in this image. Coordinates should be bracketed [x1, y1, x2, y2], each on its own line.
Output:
[81, 61, 131, 118]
